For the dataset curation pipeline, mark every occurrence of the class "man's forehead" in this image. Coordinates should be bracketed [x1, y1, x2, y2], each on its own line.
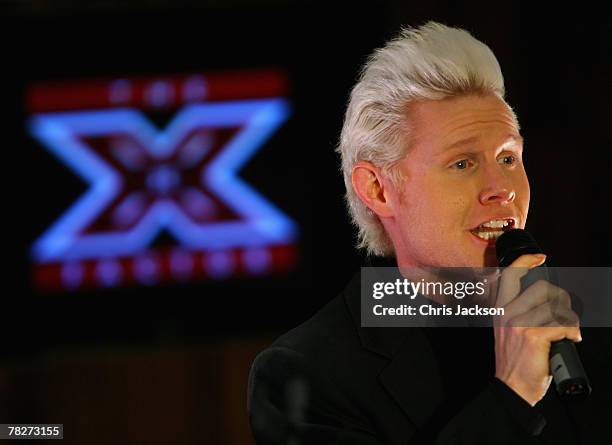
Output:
[405, 94, 521, 154]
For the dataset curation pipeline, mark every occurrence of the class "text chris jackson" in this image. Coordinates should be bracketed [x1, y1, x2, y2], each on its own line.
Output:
[372, 304, 504, 316]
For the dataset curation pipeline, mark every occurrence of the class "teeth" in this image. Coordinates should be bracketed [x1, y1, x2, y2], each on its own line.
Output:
[473, 231, 504, 241]
[471, 219, 514, 241]
[480, 219, 510, 228]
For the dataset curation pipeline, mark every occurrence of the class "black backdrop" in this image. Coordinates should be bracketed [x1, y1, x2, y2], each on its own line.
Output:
[2, 1, 611, 358]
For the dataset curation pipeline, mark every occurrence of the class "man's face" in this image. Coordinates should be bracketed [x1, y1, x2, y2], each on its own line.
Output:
[383, 93, 529, 268]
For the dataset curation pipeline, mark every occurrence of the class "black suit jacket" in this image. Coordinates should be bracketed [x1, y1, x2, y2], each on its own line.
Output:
[247, 270, 612, 444]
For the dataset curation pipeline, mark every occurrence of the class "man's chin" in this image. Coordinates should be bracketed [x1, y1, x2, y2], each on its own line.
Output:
[463, 245, 498, 268]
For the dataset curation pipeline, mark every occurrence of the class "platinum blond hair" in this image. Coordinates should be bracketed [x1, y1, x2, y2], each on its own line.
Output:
[337, 21, 518, 257]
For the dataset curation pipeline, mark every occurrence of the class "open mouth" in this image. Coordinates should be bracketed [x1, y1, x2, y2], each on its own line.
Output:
[470, 218, 515, 242]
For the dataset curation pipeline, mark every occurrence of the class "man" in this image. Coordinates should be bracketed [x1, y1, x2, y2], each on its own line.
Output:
[247, 22, 611, 444]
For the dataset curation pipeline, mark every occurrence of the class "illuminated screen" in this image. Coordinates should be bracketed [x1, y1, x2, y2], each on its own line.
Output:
[26, 70, 299, 291]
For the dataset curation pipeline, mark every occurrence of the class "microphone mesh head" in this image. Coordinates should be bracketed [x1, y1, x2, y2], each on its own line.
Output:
[495, 229, 543, 267]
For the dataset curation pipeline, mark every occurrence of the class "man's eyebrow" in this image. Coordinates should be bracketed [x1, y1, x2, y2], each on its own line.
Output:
[441, 134, 524, 153]
[498, 135, 524, 150]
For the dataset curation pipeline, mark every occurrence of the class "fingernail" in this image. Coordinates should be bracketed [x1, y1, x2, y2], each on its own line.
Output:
[529, 254, 546, 267]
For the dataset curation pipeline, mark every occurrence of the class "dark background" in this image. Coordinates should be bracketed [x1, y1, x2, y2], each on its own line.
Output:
[1, 1, 610, 444]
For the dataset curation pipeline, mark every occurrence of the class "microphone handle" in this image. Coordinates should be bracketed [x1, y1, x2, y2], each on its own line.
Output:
[521, 265, 591, 400]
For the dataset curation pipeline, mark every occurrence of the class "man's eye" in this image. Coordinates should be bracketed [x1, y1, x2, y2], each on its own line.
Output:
[452, 160, 470, 170]
[499, 155, 517, 165]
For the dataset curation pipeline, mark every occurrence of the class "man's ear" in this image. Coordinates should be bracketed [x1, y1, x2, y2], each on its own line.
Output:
[351, 161, 395, 218]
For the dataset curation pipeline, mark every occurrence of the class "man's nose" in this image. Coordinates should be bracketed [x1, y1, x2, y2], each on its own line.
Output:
[478, 167, 516, 205]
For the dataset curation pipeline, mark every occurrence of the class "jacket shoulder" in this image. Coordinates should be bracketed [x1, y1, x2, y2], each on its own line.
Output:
[247, 287, 384, 442]
[271, 289, 360, 358]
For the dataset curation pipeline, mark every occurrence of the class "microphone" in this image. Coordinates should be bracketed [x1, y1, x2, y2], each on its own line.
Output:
[495, 229, 591, 400]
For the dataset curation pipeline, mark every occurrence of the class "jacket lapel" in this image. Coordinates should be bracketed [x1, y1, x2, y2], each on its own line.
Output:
[377, 329, 445, 428]
[343, 269, 444, 428]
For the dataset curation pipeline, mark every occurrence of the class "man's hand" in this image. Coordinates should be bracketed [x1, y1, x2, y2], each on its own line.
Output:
[493, 254, 581, 406]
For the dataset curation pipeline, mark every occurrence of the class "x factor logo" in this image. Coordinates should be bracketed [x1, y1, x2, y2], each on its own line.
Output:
[28, 70, 298, 290]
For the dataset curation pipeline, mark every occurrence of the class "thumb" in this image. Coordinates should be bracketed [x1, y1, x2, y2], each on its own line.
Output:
[496, 253, 547, 307]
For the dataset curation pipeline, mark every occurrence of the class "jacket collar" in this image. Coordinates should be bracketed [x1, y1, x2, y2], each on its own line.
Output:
[342, 257, 444, 428]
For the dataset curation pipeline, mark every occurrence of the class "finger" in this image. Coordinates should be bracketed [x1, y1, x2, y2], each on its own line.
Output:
[503, 281, 569, 317]
[495, 254, 547, 308]
[551, 310, 580, 328]
[503, 301, 579, 328]
[525, 325, 582, 344]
